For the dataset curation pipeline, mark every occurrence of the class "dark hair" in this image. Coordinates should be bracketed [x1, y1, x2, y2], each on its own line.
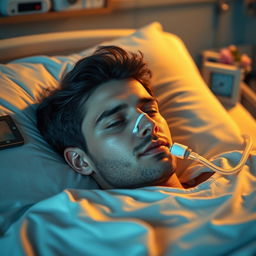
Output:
[37, 46, 152, 156]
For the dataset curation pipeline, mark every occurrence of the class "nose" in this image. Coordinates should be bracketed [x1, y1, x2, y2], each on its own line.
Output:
[133, 112, 158, 138]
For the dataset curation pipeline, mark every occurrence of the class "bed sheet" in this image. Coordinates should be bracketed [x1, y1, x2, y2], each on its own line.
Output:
[1, 150, 256, 256]
[1, 22, 256, 255]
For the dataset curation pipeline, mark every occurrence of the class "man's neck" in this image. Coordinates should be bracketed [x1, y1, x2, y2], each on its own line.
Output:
[162, 173, 184, 188]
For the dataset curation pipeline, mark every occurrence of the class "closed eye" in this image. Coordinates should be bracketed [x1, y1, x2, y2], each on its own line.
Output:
[106, 119, 126, 129]
[145, 109, 158, 117]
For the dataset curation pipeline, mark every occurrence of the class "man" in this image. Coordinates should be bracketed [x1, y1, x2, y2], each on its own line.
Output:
[37, 46, 189, 189]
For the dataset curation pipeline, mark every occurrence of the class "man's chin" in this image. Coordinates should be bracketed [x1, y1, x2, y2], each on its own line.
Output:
[153, 152, 177, 172]
[160, 158, 177, 183]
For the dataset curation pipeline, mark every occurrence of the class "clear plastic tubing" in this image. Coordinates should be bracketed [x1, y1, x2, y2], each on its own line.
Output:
[169, 135, 253, 175]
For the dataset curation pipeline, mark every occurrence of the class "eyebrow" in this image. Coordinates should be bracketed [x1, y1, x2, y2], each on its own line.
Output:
[95, 97, 157, 127]
[95, 104, 128, 126]
[139, 97, 158, 106]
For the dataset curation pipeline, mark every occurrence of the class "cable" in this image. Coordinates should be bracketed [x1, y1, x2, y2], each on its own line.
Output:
[170, 135, 253, 175]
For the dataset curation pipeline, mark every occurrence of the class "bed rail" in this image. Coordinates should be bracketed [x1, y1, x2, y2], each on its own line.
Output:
[241, 82, 256, 119]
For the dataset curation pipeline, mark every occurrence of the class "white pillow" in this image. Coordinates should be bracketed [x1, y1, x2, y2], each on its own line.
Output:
[0, 22, 243, 234]
[81, 22, 243, 178]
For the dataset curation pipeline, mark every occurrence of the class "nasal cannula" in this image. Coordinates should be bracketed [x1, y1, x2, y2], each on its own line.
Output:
[133, 113, 253, 175]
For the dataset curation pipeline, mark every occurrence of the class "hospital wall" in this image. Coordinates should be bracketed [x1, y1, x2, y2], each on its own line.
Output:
[0, 0, 255, 62]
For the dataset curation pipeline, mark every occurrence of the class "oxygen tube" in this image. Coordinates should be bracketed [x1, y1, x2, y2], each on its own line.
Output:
[169, 135, 253, 175]
[133, 113, 253, 175]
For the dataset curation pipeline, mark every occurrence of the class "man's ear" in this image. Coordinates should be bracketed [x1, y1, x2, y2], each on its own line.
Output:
[64, 147, 94, 176]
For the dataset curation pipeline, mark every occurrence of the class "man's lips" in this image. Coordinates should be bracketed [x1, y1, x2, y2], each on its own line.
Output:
[138, 140, 170, 157]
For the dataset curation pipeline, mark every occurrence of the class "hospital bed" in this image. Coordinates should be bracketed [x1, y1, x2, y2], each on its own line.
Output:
[0, 22, 256, 255]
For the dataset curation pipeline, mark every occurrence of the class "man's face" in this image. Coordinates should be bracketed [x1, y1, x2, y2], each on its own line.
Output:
[82, 79, 176, 189]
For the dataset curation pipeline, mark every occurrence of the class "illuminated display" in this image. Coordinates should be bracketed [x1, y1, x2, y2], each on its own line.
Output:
[210, 72, 234, 98]
[18, 2, 42, 12]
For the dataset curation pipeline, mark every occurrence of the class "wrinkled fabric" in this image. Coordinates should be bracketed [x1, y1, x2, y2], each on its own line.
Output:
[1, 150, 256, 256]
